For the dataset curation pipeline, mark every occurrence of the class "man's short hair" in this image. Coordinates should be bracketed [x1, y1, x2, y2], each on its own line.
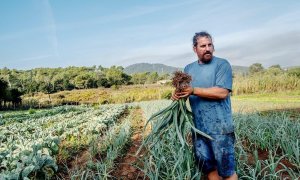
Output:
[193, 31, 213, 47]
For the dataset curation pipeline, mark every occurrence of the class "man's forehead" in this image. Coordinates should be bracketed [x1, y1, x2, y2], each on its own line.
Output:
[197, 36, 212, 43]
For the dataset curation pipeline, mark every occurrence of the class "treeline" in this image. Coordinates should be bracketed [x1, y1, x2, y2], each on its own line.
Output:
[0, 65, 170, 94]
[0, 63, 299, 109]
[0, 65, 170, 109]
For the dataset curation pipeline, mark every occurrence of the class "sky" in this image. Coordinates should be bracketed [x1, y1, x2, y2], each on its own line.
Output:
[0, 0, 300, 70]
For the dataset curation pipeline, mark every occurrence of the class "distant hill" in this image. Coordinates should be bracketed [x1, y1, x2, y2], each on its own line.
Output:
[232, 65, 249, 75]
[124, 63, 182, 75]
[285, 66, 300, 70]
[124, 63, 248, 75]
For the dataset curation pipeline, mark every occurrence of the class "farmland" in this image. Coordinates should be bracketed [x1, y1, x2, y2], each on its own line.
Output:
[1, 72, 300, 179]
[0, 90, 299, 179]
[1, 1, 300, 179]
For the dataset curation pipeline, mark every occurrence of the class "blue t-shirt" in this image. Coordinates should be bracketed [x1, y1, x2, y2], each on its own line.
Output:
[184, 56, 234, 135]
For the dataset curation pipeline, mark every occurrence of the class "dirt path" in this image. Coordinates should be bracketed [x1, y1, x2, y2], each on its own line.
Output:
[110, 108, 148, 180]
[55, 108, 148, 179]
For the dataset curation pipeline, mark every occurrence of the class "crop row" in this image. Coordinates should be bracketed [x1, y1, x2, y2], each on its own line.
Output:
[0, 105, 127, 179]
[136, 100, 300, 179]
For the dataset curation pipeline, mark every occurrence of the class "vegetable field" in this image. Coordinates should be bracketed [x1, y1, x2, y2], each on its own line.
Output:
[0, 99, 300, 179]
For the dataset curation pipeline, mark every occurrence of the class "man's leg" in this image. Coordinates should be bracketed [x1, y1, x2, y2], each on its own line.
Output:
[223, 172, 238, 180]
[207, 169, 221, 180]
[193, 135, 217, 179]
[207, 170, 237, 180]
[212, 133, 237, 180]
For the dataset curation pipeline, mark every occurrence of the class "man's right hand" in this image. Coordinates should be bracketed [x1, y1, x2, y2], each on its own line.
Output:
[171, 91, 180, 101]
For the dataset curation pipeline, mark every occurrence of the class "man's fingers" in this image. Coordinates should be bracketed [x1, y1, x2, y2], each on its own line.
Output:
[172, 89, 191, 100]
[177, 94, 189, 98]
[171, 95, 177, 100]
[176, 92, 186, 96]
[176, 92, 188, 96]
[171, 92, 180, 101]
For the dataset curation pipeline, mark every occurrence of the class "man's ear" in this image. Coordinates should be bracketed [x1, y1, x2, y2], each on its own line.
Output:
[193, 46, 197, 53]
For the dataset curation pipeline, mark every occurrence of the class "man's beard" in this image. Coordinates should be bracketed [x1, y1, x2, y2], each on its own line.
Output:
[200, 52, 213, 63]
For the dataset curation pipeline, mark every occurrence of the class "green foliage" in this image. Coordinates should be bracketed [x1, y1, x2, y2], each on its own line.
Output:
[161, 89, 172, 99]
[287, 67, 300, 77]
[111, 84, 119, 90]
[0, 66, 131, 97]
[249, 63, 264, 75]
[137, 100, 300, 179]
[233, 72, 300, 95]
[269, 64, 282, 70]
[0, 105, 127, 179]
[104, 66, 130, 86]
[235, 112, 300, 178]
[28, 108, 36, 114]
[1, 63, 299, 109]
[158, 73, 171, 80]
[146, 72, 159, 84]
[0, 78, 23, 109]
[0, 78, 9, 101]
[131, 72, 148, 84]
[131, 72, 170, 84]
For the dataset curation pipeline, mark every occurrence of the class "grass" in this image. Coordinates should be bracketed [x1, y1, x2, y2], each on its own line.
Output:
[230, 90, 300, 113]
[233, 73, 300, 95]
[232, 90, 300, 102]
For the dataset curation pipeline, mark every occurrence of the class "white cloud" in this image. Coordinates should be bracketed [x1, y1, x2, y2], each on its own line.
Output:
[214, 10, 300, 67]
[43, 0, 59, 57]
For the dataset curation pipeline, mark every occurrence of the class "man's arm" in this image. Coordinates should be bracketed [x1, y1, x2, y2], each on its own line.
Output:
[173, 86, 229, 100]
[192, 86, 229, 99]
[171, 60, 232, 101]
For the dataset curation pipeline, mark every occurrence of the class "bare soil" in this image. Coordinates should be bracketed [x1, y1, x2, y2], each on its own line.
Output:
[110, 108, 148, 180]
[246, 145, 299, 178]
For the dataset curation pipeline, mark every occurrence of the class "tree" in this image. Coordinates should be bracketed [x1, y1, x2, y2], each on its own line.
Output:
[7, 88, 22, 108]
[0, 79, 22, 109]
[131, 73, 148, 84]
[287, 67, 300, 77]
[63, 79, 75, 90]
[121, 72, 131, 85]
[146, 72, 159, 84]
[39, 81, 54, 103]
[249, 63, 264, 75]
[105, 66, 130, 86]
[0, 78, 8, 108]
[266, 64, 283, 75]
[269, 64, 282, 70]
[159, 73, 171, 80]
[52, 76, 65, 92]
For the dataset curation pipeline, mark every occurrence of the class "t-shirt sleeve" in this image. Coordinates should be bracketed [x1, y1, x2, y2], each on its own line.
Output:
[183, 65, 189, 74]
[216, 61, 232, 92]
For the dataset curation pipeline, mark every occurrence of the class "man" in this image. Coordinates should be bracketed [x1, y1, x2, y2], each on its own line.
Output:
[172, 31, 238, 180]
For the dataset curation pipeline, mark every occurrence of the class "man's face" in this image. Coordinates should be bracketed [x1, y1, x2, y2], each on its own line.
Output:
[193, 36, 214, 63]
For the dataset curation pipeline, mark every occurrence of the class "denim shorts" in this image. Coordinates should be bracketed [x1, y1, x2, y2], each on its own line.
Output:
[192, 132, 236, 177]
